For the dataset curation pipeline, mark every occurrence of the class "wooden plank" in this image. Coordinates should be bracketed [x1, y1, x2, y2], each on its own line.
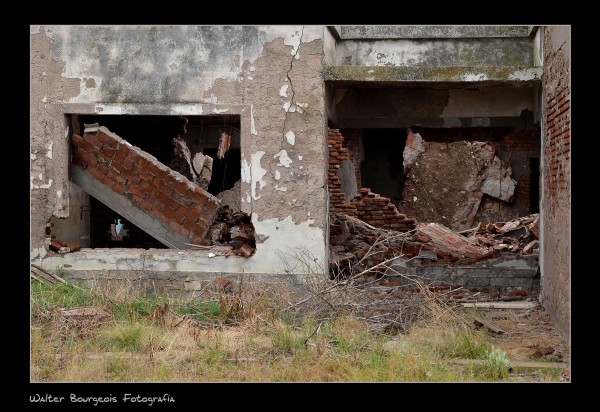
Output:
[474, 316, 506, 334]
[462, 301, 536, 309]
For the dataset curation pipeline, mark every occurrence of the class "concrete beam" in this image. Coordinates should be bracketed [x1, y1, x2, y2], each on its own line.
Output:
[323, 66, 542, 84]
[338, 26, 531, 39]
[71, 165, 191, 249]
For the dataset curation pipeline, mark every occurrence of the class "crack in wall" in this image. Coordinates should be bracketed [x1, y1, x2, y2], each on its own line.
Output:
[281, 26, 304, 142]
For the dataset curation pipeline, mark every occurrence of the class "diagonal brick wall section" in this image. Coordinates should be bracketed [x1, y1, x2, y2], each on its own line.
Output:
[71, 125, 220, 248]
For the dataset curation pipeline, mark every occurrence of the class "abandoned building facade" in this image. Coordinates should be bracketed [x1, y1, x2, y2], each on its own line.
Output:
[30, 26, 571, 340]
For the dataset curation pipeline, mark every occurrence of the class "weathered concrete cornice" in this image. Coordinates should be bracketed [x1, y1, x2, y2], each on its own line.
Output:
[337, 26, 532, 39]
[322, 65, 542, 84]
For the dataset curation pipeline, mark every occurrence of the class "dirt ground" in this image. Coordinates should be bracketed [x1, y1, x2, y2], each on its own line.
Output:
[440, 281, 570, 382]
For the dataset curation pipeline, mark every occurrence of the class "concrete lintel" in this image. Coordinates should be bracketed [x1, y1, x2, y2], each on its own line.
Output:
[336, 116, 530, 129]
[323, 66, 543, 84]
[51, 102, 250, 116]
[338, 25, 531, 39]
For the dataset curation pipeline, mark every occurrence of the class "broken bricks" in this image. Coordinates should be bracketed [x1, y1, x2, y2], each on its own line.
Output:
[205, 205, 256, 258]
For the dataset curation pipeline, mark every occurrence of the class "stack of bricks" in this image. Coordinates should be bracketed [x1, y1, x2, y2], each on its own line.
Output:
[71, 127, 220, 245]
[328, 129, 357, 214]
[351, 189, 416, 231]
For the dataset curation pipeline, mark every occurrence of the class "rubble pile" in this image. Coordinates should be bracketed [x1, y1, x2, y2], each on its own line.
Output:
[329, 212, 540, 277]
[204, 205, 256, 258]
[469, 213, 540, 255]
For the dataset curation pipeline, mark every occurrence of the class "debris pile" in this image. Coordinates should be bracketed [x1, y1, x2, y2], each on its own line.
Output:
[468, 213, 540, 255]
[329, 212, 540, 276]
[45, 222, 80, 254]
[193, 205, 256, 258]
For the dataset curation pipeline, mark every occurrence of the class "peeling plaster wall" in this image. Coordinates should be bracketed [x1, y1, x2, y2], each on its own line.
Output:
[541, 26, 570, 341]
[30, 25, 328, 275]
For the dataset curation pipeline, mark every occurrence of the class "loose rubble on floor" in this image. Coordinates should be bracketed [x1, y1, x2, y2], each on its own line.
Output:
[330, 210, 540, 276]
[197, 205, 256, 258]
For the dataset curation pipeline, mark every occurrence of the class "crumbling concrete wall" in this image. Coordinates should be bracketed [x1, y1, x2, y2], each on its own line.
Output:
[398, 127, 540, 226]
[399, 130, 518, 231]
[541, 26, 570, 340]
[30, 25, 328, 275]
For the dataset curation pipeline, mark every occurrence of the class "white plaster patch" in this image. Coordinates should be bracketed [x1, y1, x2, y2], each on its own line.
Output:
[413, 196, 418, 202]
[283, 102, 307, 114]
[56, 190, 62, 199]
[274, 150, 292, 168]
[250, 151, 267, 200]
[212, 107, 230, 114]
[246, 193, 251, 203]
[41, 96, 47, 103]
[250, 105, 257, 135]
[275, 186, 287, 192]
[462, 73, 488, 81]
[285, 131, 295, 145]
[31, 153, 36, 160]
[247, 76, 253, 80]
[249, 66, 255, 72]
[508, 69, 541, 81]
[251, 212, 325, 273]
[46, 142, 53, 159]
[279, 84, 289, 97]
[31, 176, 53, 190]
[30, 246, 48, 261]
[298, 156, 303, 160]
[169, 105, 203, 115]
[95, 104, 123, 115]
[275, 170, 281, 180]
[241, 158, 251, 183]
[295, 52, 300, 60]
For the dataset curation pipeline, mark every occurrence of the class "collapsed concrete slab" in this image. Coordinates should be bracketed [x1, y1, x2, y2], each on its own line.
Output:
[399, 131, 517, 231]
[71, 125, 220, 249]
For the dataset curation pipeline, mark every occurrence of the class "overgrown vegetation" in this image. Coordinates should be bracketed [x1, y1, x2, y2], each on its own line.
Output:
[30, 273, 564, 382]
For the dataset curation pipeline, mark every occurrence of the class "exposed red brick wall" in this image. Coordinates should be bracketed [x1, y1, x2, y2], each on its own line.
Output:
[71, 128, 219, 244]
[339, 128, 362, 185]
[353, 189, 416, 231]
[541, 26, 570, 340]
[328, 129, 416, 232]
[544, 87, 570, 202]
[514, 174, 531, 206]
[328, 129, 353, 213]
[488, 128, 540, 153]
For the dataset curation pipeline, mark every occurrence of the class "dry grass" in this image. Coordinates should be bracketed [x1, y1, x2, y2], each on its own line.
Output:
[30, 275, 568, 382]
